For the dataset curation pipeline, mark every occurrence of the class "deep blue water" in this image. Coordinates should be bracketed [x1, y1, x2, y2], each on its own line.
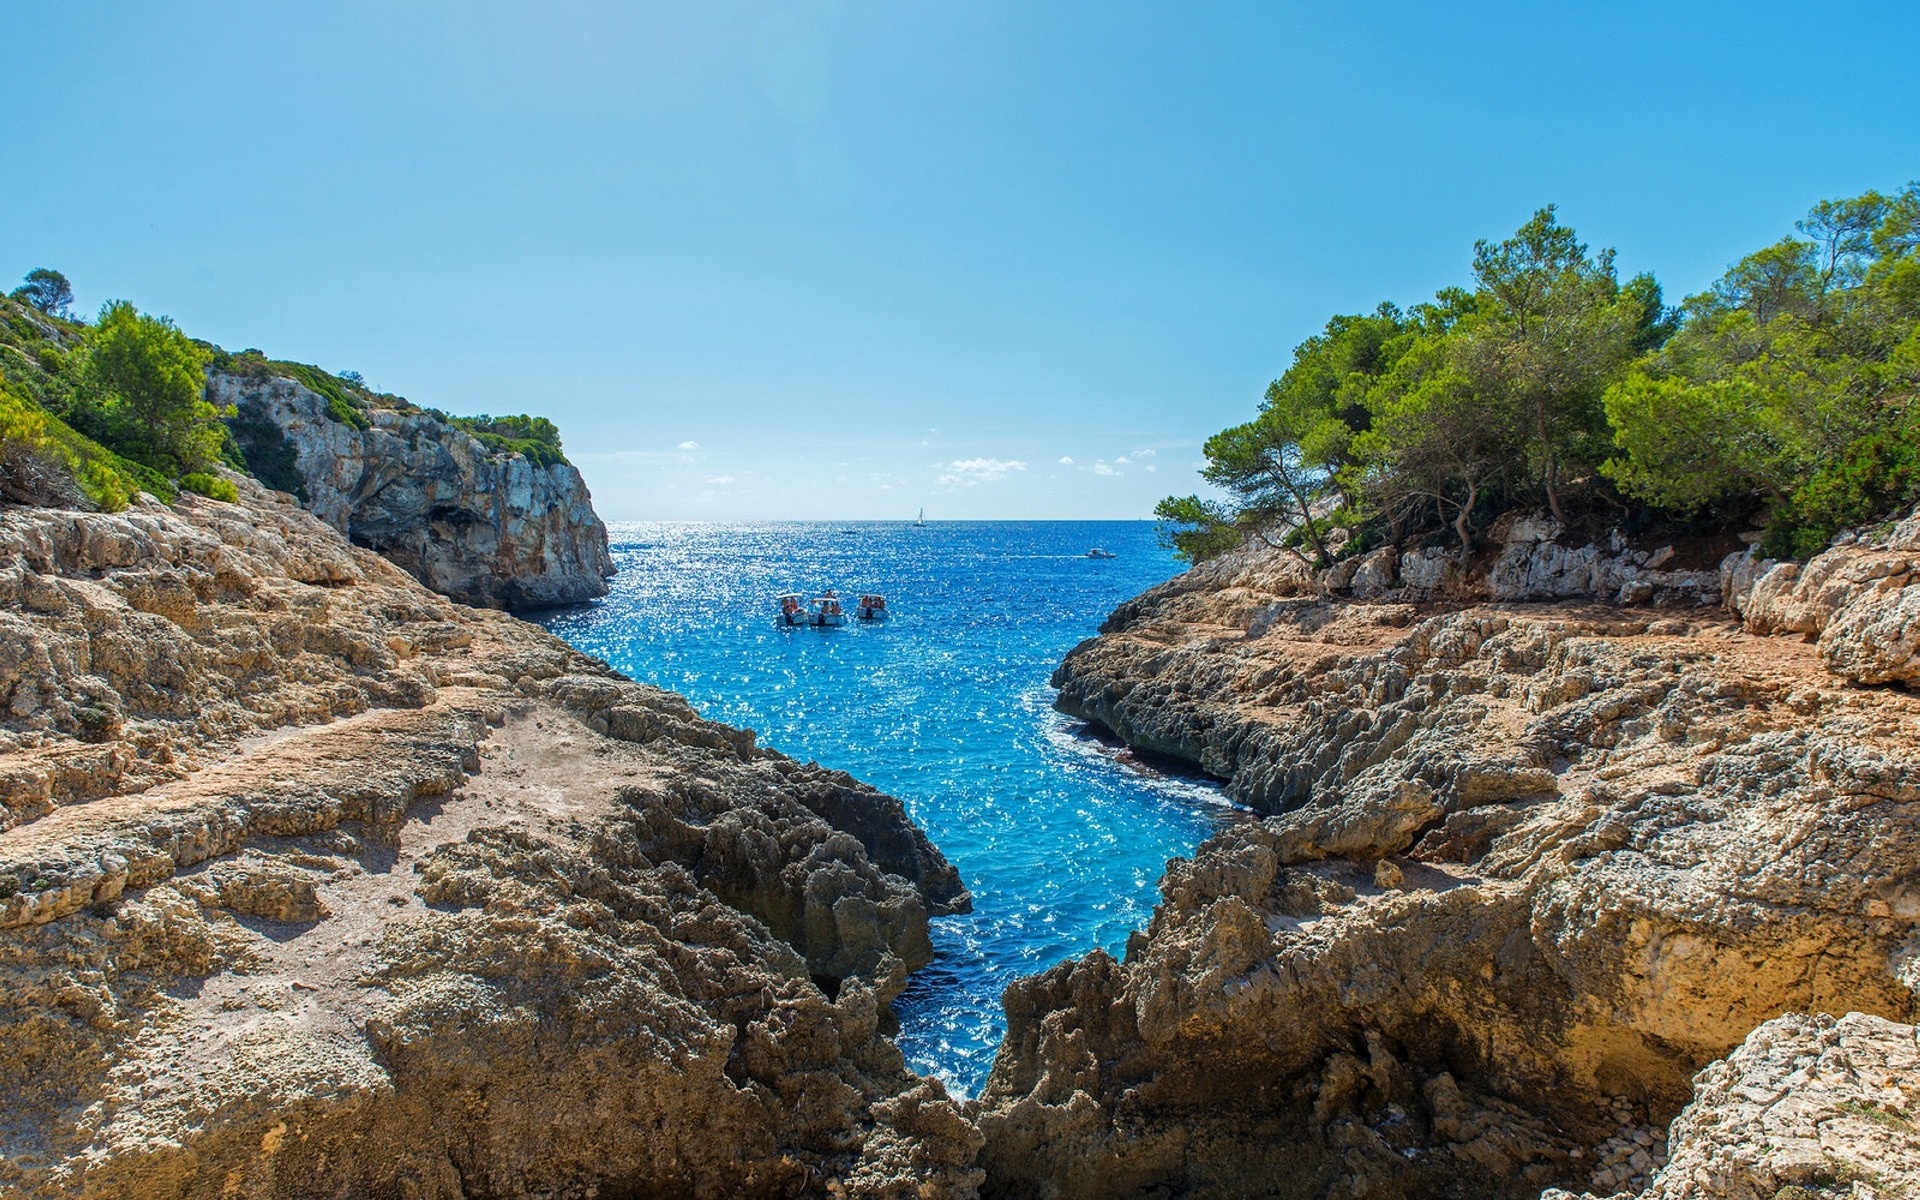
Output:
[538, 520, 1236, 1096]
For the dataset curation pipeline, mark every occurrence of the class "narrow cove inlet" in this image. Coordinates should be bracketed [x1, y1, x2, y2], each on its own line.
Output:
[539, 518, 1240, 1095]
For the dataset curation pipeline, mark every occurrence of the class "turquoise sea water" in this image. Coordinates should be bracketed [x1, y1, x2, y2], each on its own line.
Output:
[538, 519, 1236, 1096]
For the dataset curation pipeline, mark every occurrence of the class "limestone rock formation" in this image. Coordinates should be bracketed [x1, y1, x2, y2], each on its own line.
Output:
[983, 513, 1920, 1198]
[1541, 1012, 1920, 1200]
[1164, 515, 1732, 613]
[1724, 508, 1920, 687]
[1638, 1012, 1920, 1199]
[210, 371, 614, 610]
[0, 477, 978, 1199]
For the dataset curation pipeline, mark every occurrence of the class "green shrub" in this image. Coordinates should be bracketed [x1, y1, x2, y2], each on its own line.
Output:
[1154, 494, 1248, 562]
[449, 412, 569, 467]
[0, 383, 144, 510]
[1760, 425, 1920, 558]
[84, 301, 224, 475]
[180, 471, 238, 502]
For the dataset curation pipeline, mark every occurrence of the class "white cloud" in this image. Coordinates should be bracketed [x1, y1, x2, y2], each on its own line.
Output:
[938, 457, 1028, 485]
[1058, 456, 1074, 466]
[677, 440, 700, 451]
[1115, 455, 1130, 465]
[1132, 448, 1157, 459]
[1092, 460, 1117, 477]
[704, 475, 736, 485]
[1145, 464, 1157, 472]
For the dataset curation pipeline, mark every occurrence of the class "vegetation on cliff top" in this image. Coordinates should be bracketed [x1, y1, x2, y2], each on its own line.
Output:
[210, 347, 569, 466]
[0, 277, 573, 512]
[1160, 183, 1920, 564]
[443, 413, 568, 468]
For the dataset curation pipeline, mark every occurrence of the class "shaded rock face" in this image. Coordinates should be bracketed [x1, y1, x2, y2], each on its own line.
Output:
[209, 372, 615, 611]
[988, 515, 1920, 1197]
[0, 478, 979, 1199]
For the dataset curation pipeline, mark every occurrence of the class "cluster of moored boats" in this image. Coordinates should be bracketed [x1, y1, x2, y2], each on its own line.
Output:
[776, 590, 888, 627]
[775, 545, 1112, 627]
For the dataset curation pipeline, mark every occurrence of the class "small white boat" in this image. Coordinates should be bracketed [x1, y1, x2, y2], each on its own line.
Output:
[914, 507, 926, 527]
[813, 590, 847, 627]
[856, 593, 889, 621]
[1086, 548, 1117, 559]
[776, 592, 810, 627]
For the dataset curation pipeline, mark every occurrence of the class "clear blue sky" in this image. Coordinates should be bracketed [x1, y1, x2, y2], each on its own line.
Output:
[5, 3, 1917, 519]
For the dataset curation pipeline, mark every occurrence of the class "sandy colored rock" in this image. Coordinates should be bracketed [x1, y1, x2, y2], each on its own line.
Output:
[1724, 508, 1920, 686]
[0, 476, 978, 1198]
[977, 527, 1920, 1198]
[1641, 1011, 1920, 1199]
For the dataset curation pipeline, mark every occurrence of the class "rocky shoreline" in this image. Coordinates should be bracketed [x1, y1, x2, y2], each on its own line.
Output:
[5, 458, 1919, 1197]
[1004, 519, 1920, 1197]
[0, 477, 977, 1198]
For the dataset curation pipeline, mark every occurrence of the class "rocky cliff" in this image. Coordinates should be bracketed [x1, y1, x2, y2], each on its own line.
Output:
[0, 476, 979, 1198]
[976, 513, 1920, 1198]
[211, 372, 614, 611]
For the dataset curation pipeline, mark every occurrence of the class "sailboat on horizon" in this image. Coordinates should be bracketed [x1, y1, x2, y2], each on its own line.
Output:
[914, 507, 926, 527]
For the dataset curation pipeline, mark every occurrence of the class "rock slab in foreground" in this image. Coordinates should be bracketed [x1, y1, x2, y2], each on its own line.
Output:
[0, 477, 978, 1199]
[211, 371, 615, 610]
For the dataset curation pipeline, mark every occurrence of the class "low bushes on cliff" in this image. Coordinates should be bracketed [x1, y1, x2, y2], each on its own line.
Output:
[3, 273, 578, 517]
[446, 411, 569, 467]
[209, 348, 374, 430]
[211, 349, 573, 468]
[1162, 182, 1920, 565]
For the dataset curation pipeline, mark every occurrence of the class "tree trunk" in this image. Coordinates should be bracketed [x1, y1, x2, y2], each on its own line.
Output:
[1544, 470, 1567, 528]
[1535, 397, 1568, 528]
[1454, 479, 1478, 561]
[1275, 471, 1331, 567]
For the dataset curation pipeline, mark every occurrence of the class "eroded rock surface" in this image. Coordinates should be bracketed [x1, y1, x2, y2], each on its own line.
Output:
[1639, 1012, 1920, 1199]
[1726, 506, 1920, 688]
[1543, 1012, 1920, 1200]
[982, 519, 1920, 1199]
[0, 478, 977, 1199]
[1152, 513, 1736, 617]
[210, 371, 614, 610]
